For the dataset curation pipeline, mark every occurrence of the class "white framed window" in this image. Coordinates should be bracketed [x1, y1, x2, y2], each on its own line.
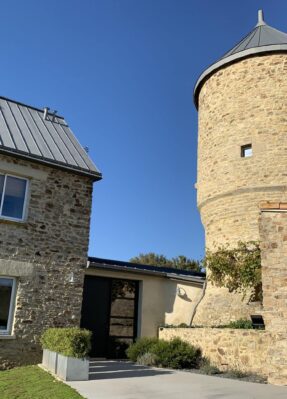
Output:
[241, 144, 252, 158]
[0, 277, 17, 335]
[0, 174, 29, 221]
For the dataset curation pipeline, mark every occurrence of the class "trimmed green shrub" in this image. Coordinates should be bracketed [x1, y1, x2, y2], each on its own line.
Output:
[126, 337, 158, 362]
[152, 338, 202, 369]
[127, 337, 202, 369]
[223, 319, 253, 329]
[137, 352, 159, 366]
[40, 327, 91, 358]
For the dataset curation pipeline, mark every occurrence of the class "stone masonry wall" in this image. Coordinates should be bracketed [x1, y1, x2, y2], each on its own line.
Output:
[159, 328, 271, 377]
[195, 53, 287, 325]
[192, 284, 262, 327]
[169, 204, 287, 386]
[259, 203, 287, 385]
[0, 154, 94, 368]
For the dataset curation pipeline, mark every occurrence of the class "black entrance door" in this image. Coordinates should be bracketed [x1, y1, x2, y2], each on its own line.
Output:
[81, 276, 138, 358]
[81, 276, 111, 357]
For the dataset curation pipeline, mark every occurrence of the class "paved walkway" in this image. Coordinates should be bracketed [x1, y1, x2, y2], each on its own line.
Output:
[66, 360, 287, 399]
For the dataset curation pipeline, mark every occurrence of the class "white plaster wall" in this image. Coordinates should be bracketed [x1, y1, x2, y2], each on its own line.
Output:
[85, 268, 203, 337]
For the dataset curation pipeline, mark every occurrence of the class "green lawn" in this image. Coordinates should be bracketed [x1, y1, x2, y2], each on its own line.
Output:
[0, 366, 84, 399]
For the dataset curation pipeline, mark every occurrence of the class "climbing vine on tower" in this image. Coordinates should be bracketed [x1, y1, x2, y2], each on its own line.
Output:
[203, 241, 262, 302]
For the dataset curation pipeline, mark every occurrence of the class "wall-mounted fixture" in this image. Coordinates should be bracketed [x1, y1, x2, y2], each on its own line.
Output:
[177, 287, 186, 298]
[67, 272, 75, 284]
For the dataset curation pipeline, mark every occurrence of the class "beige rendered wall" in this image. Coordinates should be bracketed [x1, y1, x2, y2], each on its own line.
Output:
[85, 268, 203, 337]
[194, 53, 287, 325]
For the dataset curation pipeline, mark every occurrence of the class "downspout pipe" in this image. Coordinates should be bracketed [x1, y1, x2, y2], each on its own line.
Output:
[189, 279, 207, 326]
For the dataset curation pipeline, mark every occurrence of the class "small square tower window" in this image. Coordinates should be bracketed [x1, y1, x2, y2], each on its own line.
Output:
[241, 144, 252, 158]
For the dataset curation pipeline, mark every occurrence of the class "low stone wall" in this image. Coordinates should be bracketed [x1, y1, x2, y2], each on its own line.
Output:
[159, 328, 271, 377]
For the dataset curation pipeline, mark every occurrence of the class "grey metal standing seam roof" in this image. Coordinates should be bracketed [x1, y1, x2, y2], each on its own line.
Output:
[0, 96, 102, 180]
[194, 10, 287, 108]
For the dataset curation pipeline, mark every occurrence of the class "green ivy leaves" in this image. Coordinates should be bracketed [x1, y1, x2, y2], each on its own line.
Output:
[203, 241, 262, 302]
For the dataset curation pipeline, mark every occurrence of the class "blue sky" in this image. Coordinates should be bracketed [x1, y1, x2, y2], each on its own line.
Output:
[2, 1, 287, 261]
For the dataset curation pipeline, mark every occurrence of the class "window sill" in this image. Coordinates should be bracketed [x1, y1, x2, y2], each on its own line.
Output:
[0, 218, 27, 226]
[0, 334, 16, 340]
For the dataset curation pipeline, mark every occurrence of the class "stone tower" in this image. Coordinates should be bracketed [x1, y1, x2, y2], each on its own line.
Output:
[193, 10, 287, 325]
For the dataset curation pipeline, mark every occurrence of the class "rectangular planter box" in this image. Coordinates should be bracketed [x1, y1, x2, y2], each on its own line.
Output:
[56, 353, 89, 381]
[42, 349, 57, 374]
[42, 350, 89, 381]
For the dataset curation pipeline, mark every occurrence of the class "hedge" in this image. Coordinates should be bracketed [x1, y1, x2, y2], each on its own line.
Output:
[126, 337, 158, 362]
[40, 327, 91, 358]
[126, 337, 202, 369]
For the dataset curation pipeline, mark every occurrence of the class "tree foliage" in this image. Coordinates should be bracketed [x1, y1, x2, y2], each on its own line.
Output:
[130, 252, 201, 272]
[203, 241, 262, 302]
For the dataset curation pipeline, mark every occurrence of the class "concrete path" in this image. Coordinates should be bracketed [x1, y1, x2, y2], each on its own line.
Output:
[66, 360, 287, 399]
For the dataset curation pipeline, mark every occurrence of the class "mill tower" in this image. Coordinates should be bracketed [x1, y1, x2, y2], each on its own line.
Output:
[193, 10, 287, 325]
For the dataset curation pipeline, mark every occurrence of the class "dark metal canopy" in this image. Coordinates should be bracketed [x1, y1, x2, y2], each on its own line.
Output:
[88, 256, 206, 284]
[194, 10, 287, 108]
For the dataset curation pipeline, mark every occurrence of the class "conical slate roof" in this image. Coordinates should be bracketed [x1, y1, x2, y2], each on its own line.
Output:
[194, 10, 287, 108]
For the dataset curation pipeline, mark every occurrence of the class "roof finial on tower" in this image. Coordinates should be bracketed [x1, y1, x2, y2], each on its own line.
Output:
[256, 9, 266, 27]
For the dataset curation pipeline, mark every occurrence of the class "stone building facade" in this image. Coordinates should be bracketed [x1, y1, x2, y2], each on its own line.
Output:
[193, 11, 287, 325]
[0, 99, 101, 368]
[173, 9, 287, 385]
[259, 203, 287, 385]
[160, 202, 287, 385]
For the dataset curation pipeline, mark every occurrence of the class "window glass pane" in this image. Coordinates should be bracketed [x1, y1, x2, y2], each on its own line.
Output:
[109, 317, 134, 337]
[111, 279, 136, 300]
[2, 176, 27, 219]
[0, 278, 13, 331]
[244, 147, 252, 157]
[110, 299, 135, 318]
[241, 145, 252, 158]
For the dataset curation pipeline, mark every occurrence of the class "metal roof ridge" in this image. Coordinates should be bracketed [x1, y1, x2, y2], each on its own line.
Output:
[0, 95, 65, 119]
[0, 96, 102, 178]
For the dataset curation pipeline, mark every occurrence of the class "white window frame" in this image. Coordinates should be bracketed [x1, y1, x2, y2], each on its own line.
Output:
[0, 276, 17, 335]
[0, 173, 29, 222]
